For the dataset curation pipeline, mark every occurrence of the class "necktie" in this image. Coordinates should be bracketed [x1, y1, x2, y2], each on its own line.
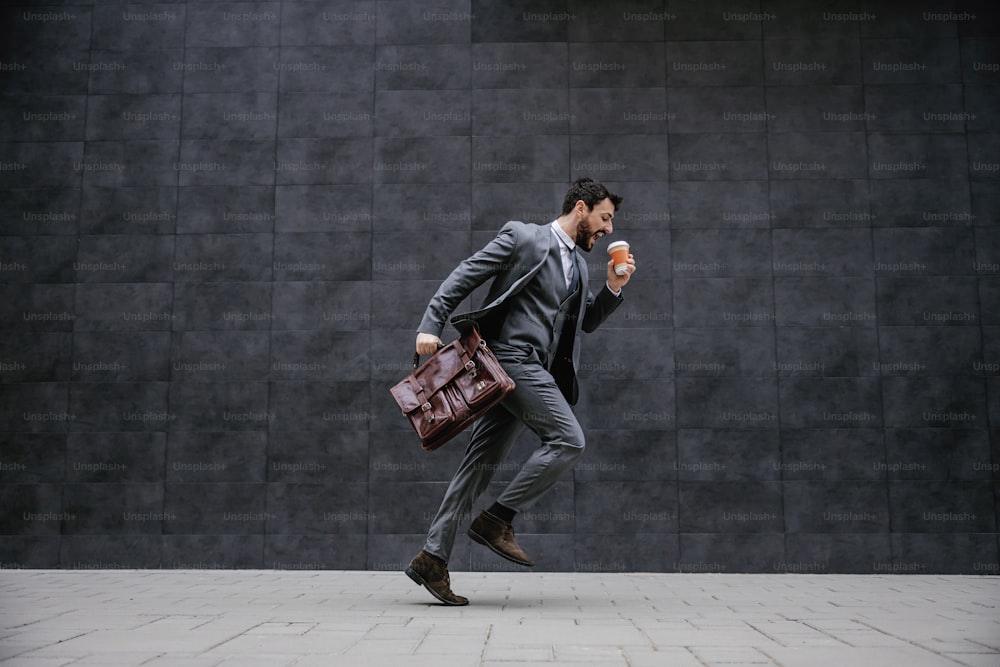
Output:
[567, 247, 580, 295]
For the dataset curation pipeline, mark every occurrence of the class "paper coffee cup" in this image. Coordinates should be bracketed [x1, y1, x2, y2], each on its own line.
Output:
[607, 240, 630, 275]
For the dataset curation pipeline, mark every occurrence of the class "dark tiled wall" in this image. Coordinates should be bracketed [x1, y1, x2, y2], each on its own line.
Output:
[1, 0, 998, 575]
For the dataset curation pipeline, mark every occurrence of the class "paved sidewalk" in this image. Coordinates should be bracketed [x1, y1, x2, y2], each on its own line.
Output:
[1, 570, 998, 666]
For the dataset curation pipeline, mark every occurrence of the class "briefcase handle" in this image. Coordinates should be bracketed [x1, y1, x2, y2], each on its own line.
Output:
[411, 344, 443, 370]
[411, 326, 483, 369]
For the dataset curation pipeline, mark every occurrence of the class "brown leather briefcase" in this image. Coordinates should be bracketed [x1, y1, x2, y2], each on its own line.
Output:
[389, 326, 515, 451]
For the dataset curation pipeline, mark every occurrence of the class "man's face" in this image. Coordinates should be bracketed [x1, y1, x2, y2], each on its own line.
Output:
[574, 198, 615, 252]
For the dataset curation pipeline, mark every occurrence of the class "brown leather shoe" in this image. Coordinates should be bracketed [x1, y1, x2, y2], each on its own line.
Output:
[468, 510, 534, 566]
[405, 550, 469, 606]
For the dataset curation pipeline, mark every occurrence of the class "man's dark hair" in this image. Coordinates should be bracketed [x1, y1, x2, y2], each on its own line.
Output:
[560, 177, 623, 214]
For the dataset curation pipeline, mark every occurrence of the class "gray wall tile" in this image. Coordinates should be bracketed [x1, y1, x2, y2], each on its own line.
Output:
[770, 180, 870, 228]
[177, 140, 275, 186]
[862, 38, 962, 84]
[0, 237, 76, 284]
[171, 282, 272, 331]
[60, 535, 161, 568]
[269, 380, 371, 432]
[266, 534, 366, 570]
[678, 533, 785, 573]
[89, 50, 185, 95]
[0, 141, 82, 188]
[772, 228, 873, 276]
[374, 44, 470, 89]
[889, 533, 999, 575]
[869, 179, 972, 227]
[865, 84, 967, 133]
[881, 375, 988, 429]
[185, 3, 281, 48]
[675, 378, 779, 429]
[278, 47, 373, 93]
[665, 41, 763, 86]
[868, 133, 969, 180]
[167, 382, 269, 431]
[674, 327, 775, 377]
[181, 93, 278, 140]
[0, 434, 66, 484]
[674, 278, 773, 327]
[766, 85, 865, 132]
[170, 330, 269, 381]
[778, 378, 882, 428]
[784, 481, 889, 532]
[470, 43, 567, 88]
[277, 184, 371, 232]
[889, 481, 995, 533]
[885, 429, 992, 481]
[875, 276, 979, 326]
[1, 94, 87, 142]
[784, 533, 891, 574]
[177, 186, 274, 234]
[68, 382, 171, 432]
[679, 482, 784, 533]
[165, 432, 267, 483]
[0, 332, 71, 382]
[669, 133, 768, 181]
[267, 483, 369, 534]
[780, 429, 885, 481]
[671, 181, 771, 228]
[0, 285, 70, 332]
[677, 429, 780, 481]
[62, 483, 164, 534]
[163, 483, 267, 534]
[575, 481, 678, 534]
[768, 132, 868, 179]
[164, 535, 264, 569]
[182, 47, 280, 94]
[672, 229, 771, 277]
[0, 188, 81, 236]
[568, 42, 666, 88]
[669, 87, 766, 134]
[377, 90, 470, 137]
[775, 277, 877, 327]
[282, 1, 376, 46]
[75, 235, 175, 283]
[776, 327, 879, 378]
[82, 187, 178, 235]
[72, 331, 171, 381]
[471, 0, 570, 42]
[174, 234, 273, 282]
[474, 89, 569, 136]
[280, 92, 374, 139]
[92, 5, 186, 51]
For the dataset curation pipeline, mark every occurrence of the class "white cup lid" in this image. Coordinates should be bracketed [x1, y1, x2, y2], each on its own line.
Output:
[606, 240, 630, 252]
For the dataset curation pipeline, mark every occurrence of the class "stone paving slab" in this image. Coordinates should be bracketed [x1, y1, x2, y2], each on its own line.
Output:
[0, 571, 998, 666]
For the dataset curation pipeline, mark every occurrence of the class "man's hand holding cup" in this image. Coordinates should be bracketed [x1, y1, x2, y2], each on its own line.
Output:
[606, 240, 636, 291]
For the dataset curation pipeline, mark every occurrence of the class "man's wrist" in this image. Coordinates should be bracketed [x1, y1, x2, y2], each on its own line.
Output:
[606, 281, 622, 297]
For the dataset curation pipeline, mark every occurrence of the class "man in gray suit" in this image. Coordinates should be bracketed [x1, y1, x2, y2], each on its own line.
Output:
[405, 177, 636, 605]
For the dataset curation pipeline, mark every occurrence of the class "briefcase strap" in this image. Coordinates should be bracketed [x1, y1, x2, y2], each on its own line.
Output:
[405, 374, 435, 423]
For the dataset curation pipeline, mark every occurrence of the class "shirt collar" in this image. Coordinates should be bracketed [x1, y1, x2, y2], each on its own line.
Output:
[550, 220, 575, 251]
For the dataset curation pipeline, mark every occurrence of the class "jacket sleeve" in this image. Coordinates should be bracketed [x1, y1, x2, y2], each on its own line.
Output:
[581, 284, 624, 333]
[417, 222, 519, 337]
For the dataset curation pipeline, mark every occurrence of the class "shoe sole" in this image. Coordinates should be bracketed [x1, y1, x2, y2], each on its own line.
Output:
[405, 566, 469, 606]
[467, 529, 535, 567]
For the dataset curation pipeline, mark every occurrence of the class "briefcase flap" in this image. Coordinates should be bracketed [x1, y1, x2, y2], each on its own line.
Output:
[389, 342, 469, 414]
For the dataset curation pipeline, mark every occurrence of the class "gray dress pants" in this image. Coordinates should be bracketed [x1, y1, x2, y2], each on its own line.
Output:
[422, 355, 585, 562]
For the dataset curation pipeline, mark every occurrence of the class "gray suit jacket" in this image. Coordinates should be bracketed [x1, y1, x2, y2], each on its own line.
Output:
[418, 220, 623, 404]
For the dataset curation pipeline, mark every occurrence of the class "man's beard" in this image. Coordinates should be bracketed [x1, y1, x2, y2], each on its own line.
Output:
[575, 228, 596, 252]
